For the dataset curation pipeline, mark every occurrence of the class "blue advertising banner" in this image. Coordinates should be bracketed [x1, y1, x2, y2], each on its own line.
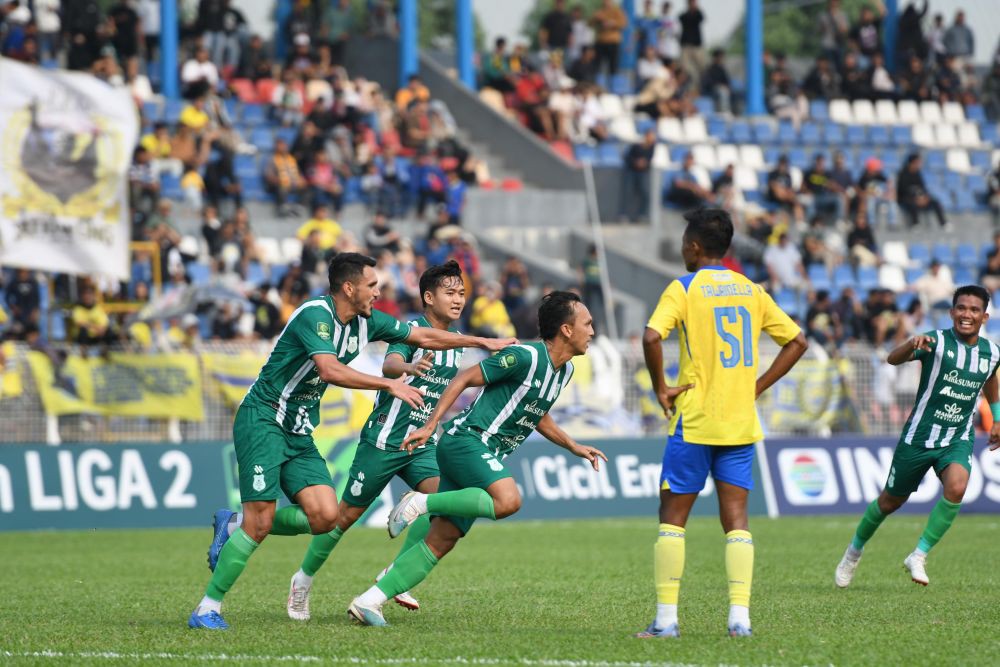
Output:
[761, 436, 1000, 515]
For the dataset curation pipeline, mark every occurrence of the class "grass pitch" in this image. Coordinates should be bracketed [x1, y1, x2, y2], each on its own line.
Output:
[2, 515, 1000, 666]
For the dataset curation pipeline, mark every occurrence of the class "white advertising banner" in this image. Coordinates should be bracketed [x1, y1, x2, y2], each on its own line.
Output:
[0, 60, 138, 280]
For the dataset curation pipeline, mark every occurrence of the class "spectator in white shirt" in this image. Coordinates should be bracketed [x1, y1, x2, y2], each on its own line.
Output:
[910, 260, 956, 311]
[764, 233, 808, 291]
[34, 0, 60, 61]
[636, 44, 667, 89]
[656, 1, 681, 61]
[181, 46, 219, 98]
[567, 4, 595, 63]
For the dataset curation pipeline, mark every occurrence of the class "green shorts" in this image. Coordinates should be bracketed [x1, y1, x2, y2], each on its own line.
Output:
[342, 439, 440, 507]
[885, 440, 974, 496]
[232, 403, 333, 503]
[434, 431, 512, 536]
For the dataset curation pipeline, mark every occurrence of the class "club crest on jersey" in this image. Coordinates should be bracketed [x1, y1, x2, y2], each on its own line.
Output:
[981, 359, 989, 373]
[350, 472, 364, 497]
[252, 465, 265, 492]
[316, 322, 331, 340]
[499, 353, 517, 369]
[348, 336, 358, 353]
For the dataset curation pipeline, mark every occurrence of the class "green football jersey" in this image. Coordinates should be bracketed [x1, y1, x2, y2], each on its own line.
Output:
[359, 316, 463, 449]
[242, 297, 411, 435]
[901, 328, 1000, 448]
[445, 342, 575, 458]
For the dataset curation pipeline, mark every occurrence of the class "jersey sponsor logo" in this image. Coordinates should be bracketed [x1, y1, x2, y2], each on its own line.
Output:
[938, 385, 976, 401]
[533, 379, 542, 388]
[932, 402, 966, 423]
[942, 369, 980, 389]
[316, 322, 331, 340]
[947, 350, 955, 358]
[252, 464, 265, 492]
[523, 401, 546, 416]
[376, 413, 388, 425]
[290, 391, 322, 403]
[306, 375, 323, 386]
[347, 336, 358, 353]
[515, 416, 538, 429]
[499, 353, 517, 369]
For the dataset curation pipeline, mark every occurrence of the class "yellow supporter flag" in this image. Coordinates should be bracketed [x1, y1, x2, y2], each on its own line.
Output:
[1, 341, 22, 398]
[201, 350, 267, 407]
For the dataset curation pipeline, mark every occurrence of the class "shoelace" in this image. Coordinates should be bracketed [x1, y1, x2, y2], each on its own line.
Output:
[206, 611, 226, 626]
[290, 587, 308, 610]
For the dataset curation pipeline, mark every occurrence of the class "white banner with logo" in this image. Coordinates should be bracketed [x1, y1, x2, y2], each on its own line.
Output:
[0, 60, 138, 280]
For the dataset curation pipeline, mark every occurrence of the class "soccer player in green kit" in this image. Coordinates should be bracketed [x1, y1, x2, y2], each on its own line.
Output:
[285, 260, 469, 620]
[189, 253, 515, 629]
[835, 285, 1000, 588]
[346, 291, 608, 626]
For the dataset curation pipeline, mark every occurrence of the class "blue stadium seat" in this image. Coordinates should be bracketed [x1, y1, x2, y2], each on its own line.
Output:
[966, 104, 986, 123]
[925, 150, 947, 171]
[730, 120, 753, 144]
[198, 314, 213, 340]
[41, 58, 59, 70]
[245, 261, 265, 286]
[857, 267, 878, 293]
[788, 147, 808, 169]
[954, 189, 979, 213]
[987, 319, 1000, 336]
[269, 264, 289, 286]
[597, 142, 624, 167]
[944, 171, 963, 191]
[845, 125, 866, 145]
[610, 74, 632, 95]
[241, 104, 268, 126]
[800, 122, 820, 145]
[823, 122, 845, 145]
[274, 127, 297, 146]
[752, 121, 775, 144]
[164, 99, 184, 124]
[160, 173, 182, 200]
[343, 177, 363, 204]
[869, 125, 890, 146]
[956, 243, 978, 266]
[967, 173, 988, 196]
[970, 150, 992, 171]
[833, 265, 855, 290]
[936, 314, 954, 329]
[187, 262, 212, 285]
[49, 312, 66, 342]
[775, 289, 800, 318]
[694, 97, 714, 116]
[981, 123, 1000, 146]
[234, 154, 258, 178]
[142, 101, 161, 122]
[881, 151, 902, 174]
[707, 117, 729, 141]
[669, 146, 689, 163]
[809, 99, 829, 121]
[777, 121, 796, 144]
[807, 264, 831, 291]
[891, 126, 912, 146]
[574, 143, 596, 163]
[250, 128, 275, 153]
[909, 243, 930, 268]
[932, 243, 954, 264]
[222, 97, 240, 121]
[953, 266, 975, 285]
[896, 292, 916, 311]
[763, 148, 781, 167]
[635, 118, 656, 135]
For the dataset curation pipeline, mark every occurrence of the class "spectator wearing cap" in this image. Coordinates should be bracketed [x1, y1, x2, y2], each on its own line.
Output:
[857, 156, 895, 227]
[702, 49, 733, 114]
[181, 46, 219, 99]
[34, 0, 61, 62]
[285, 32, 314, 73]
[767, 155, 804, 223]
[665, 151, 712, 209]
[590, 0, 626, 77]
[619, 128, 656, 222]
[678, 0, 705, 89]
[263, 138, 306, 217]
[896, 153, 947, 229]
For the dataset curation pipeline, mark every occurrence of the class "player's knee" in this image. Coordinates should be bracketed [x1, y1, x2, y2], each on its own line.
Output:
[493, 493, 522, 519]
[309, 505, 339, 534]
[877, 493, 905, 514]
[943, 481, 967, 503]
[243, 515, 273, 541]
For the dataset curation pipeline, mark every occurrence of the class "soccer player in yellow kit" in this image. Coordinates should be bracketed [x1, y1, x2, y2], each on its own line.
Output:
[636, 208, 808, 638]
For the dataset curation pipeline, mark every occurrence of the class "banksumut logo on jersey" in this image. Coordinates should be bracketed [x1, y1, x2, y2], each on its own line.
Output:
[943, 370, 980, 389]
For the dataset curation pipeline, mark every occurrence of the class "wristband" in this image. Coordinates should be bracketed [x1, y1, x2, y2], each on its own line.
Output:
[991, 402, 1000, 421]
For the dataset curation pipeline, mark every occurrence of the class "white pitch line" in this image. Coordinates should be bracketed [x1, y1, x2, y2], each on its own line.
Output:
[1, 651, 705, 667]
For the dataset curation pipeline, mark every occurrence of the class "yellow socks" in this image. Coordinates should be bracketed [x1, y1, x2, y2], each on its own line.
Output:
[725, 529, 754, 608]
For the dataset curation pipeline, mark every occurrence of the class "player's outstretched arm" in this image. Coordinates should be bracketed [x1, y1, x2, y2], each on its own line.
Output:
[401, 364, 487, 453]
[536, 413, 608, 471]
[886, 334, 934, 366]
[754, 332, 809, 399]
[406, 327, 517, 353]
[383, 351, 433, 379]
[313, 354, 425, 410]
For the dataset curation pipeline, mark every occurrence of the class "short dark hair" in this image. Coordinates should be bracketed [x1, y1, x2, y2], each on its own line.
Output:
[538, 290, 582, 340]
[419, 260, 463, 307]
[953, 285, 990, 309]
[683, 208, 733, 257]
[328, 252, 376, 293]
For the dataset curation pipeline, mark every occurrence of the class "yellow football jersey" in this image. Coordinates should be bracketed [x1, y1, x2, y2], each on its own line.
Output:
[647, 266, 801, 445]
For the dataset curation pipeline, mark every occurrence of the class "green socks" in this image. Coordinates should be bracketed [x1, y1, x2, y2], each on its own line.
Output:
[917, 498, 961, 554]
[269, 505, 312, 536]
[395, 514, 431, 559]
[851, 499, 887, 551]
[300, 527, 345, 577]
[426, 488, 495, 519]
[206, 528, 258, 601]
[375, 541, 439, 598]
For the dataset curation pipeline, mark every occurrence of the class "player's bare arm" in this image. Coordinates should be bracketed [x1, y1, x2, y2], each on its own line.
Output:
[642, 326, 695, 418]
[313, 353, 425, 410]
[383, 351, 434, 379]
[755, 332, 809, 399]
[536, 413, 607, 471]
[407, 327, 517, 353]
[402, 364, 488, 452]
[886, 334, 934, 366]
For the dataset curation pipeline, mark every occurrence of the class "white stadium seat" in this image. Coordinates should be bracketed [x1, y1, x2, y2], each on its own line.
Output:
[897, 100, 920, 124]
[852, 99, 876, 125]
[599, 94, 625, 119]
[179, 235, 201, 258]
[657, 117, 684, 143]
[690, 165, 712, 191]
[934, 123, 958, 148]
[881, 241, 910, 267]
[942, 101, 965, 124]
[256, 237, 282, 265]
[651, 143, 671, 170]
[682, 116, 709, 143]
[829, 99, 853, 124]
[715, 143, 740, 168]
[912, 123, 936, 147]
[734, 166, 759, 192]
[946, 148, 971, 173]
[957, 122, 981, 148]
[919, 100, 943, 124]
[739, 144, 765, 170]
[789, 166, 803, 190]
[875, 99, 898, 125]
[878, 265, 907, 292]
[610, 116, 640, 143]
[692, 143, 718, 169]
[280, 238, 303, 264]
